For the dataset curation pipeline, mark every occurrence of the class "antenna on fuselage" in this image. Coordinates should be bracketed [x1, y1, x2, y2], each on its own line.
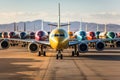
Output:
[58, 3, 60, 29]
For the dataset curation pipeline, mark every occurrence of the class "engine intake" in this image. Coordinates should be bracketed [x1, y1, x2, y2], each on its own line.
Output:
[95, 41, 105, 51]
[28, 42, 39, 53]
[78, 43, 88, 52]
[116, 40, 120, 47]
[0, 39, 10, 49]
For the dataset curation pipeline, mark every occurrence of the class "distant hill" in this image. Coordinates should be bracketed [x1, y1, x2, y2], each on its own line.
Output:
[0, 19, 120, 32]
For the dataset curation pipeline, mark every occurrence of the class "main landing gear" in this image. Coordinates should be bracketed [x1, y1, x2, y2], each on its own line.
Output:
[72, 45, 79, 56]
[38, 45, 46, 56]
[56, 50, 63, 59]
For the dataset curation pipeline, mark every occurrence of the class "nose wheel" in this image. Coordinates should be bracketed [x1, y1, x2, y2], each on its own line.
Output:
[56, 50, 63, 59]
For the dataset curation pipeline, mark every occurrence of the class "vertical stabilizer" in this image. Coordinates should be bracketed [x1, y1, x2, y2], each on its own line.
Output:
[97, 24, 99, 31]
[17, 26, 18, 32]
[86, 23, 88, 32]
[34, 24, 35, 31]
[58, 3, 60, 28]
[14, 22, 16, 31]
[79, 19, 82, 30]
[24, 22, 26, 32]
[68, 21, 70, 32]
[105, 24, 107, 32]
[41, 20, 44, 30]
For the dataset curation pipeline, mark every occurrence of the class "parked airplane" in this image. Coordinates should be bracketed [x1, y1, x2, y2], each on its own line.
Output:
[1, 3, 120, 59]
[99, 24, 116, 39]
[95, 24, 101, 39]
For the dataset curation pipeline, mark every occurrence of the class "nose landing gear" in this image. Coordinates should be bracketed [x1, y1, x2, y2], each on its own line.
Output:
[56, 50, 63, 59]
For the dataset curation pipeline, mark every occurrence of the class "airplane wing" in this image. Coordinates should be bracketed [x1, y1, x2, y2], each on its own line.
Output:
[0, 38, 50, 46]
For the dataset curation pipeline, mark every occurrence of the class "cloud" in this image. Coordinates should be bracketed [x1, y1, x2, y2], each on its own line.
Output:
[89, 12, 120, 24]
[0, 11, 120, 24]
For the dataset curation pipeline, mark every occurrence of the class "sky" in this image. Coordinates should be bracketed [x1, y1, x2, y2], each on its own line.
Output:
[0, 0, 120, 24]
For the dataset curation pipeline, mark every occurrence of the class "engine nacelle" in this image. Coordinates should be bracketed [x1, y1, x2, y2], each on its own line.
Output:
[78, 42, 88, 53]
[28, 42, 39, 53]
[0, 39, 10, 49]
[95, 41, 105, 51]
[116, 40, 120, 47]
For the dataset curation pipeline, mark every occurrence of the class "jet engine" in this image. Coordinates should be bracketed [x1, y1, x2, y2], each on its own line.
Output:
[28, 42, 39, 53]
[78, 42, 88, 52]
[0, 39, 10, 49]
[95, 41, 105, 51]
[116, 40, 120, 47]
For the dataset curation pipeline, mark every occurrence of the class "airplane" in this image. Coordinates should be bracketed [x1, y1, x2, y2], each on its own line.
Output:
[95, 24, 101, 39]
[1, 3, 120, 59]
[99, 24, 117, 47]
[85, 23, 96, 40]
[0, 32, 2, 38]
[99, 24, 116, 39]
[67, 21, 74, 39]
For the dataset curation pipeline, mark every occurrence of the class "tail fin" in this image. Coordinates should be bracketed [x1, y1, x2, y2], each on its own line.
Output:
[48, 3, 70, 27]
[105, 24, 107, 32]
[86, 23, 88, 32]
[41, 20, 44, 30]
[24, 22, 26, 32]
[79, 19, 82, 30]
[58, 3, 60, 28]
[14, 22, 16, 31]
[97, 24, 99, 31]
[68, 21, 70, 32]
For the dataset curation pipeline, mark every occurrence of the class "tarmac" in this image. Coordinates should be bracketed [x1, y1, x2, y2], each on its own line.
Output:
[0, 46, 120, 80]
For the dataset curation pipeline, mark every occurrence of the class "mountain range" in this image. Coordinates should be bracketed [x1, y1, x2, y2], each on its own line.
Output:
[0, 19, 120, 32]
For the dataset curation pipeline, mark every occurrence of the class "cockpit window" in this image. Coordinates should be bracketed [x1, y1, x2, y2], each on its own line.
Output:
[54, 34, 65, 37]
[38, 32, 44, 36]
[80, 32, 86, 36]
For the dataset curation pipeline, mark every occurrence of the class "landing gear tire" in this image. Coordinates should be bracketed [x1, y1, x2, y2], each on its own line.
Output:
[56, 54, 59, 59]
[76, 51, 79, 56]
[60, 54, 63, 59]
[43, 51, 46, 56]
[38, 51, 41, 56]
[72, 51, 75, 56]
[56, 54, 63, 59]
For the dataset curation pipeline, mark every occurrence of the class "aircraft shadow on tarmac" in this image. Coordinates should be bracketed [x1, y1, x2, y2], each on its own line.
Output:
[0, 58, 42, 80]
[69, 54, 120, 61]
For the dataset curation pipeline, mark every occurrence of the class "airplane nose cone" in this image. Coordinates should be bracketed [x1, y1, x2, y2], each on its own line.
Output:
[50, 38, 68, 49]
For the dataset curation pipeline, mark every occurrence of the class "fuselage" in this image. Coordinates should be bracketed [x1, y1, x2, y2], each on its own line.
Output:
[49, 28, 69, 50]
[99, 32, 116, 39]
[2, 32, 8, 38]
[35, 30, 48, 41]
[68, 31, 74, 39]
[87, 31, 96, 40]
[74, 30, 86, 41]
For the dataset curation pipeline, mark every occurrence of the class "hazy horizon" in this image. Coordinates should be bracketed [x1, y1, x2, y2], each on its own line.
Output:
[0, 0, 120, 24]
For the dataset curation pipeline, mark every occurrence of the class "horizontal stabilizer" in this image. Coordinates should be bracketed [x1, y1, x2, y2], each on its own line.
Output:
[48, 24, 70, 27]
